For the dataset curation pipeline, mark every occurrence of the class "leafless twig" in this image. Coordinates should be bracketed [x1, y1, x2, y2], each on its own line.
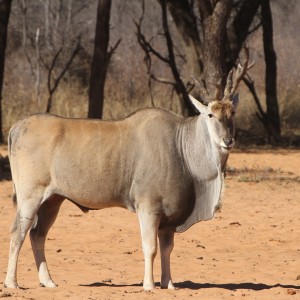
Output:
[46, 38, 81, 113]
[135, 0, 193, 114]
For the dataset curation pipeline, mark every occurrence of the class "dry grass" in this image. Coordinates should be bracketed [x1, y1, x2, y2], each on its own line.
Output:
[226, 165, 300, 183]
[2, 75, 183, 142]
[2, 65, 299, 146]
[2, 79, 88, 141]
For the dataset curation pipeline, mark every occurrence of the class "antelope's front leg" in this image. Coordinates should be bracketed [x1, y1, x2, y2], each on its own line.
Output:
[137, 209, 161, 291]
[158, 229, 175, 289]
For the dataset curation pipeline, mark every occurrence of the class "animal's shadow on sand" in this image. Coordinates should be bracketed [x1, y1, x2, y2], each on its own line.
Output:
[176, 281, 300, 291]
[80, 282, 143, 288]
[80, 281, 300, 291]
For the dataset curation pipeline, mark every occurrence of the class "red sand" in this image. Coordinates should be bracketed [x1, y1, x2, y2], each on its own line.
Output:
[0, 148, 299, 299]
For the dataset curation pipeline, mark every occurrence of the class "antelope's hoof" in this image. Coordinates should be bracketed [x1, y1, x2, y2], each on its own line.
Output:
[39, 280, 57, 288]
[4, 281, 19, 289]
[143, 282, 155, 291]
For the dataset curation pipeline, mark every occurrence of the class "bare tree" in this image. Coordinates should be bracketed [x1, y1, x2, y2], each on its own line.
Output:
[0, 0, 12, 143]
[240, 1, 281, 144]
[16, 0, 90, 112]
[136, 0, 239, 111]
[42, 1, 89, 113]
[88, 0, 120, 119]
[226, 0, 262, 68]
[136, 0, 281, 143]
[196, 0, 232, 98]
[165, 0, 262, 97]
[136, 0, 195, 115]
[46, 38, 81, 113]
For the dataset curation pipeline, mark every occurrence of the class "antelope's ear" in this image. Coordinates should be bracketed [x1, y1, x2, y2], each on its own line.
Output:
[232, 93, 239, 111]
[189, 94, 209, 115]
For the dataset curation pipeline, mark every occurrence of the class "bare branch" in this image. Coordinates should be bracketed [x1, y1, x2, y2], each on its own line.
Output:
[134, 20, 170, 64]
[150, 74, 176, 86]
[46, 38, 81, 113]
[71, 1, 89, 19]
[47, 46, 62, 95]
[135, 0, 171, 65]
[242, 74, 265, 121]
[147, 75, 155, 107]
[135, 0, 194, 115]
[107, 38, 121, 63]
[248, 20, 262, 36]
[160, 0, 193, 114]
[231, 47, 255, 95]
[53, 39, 80, 92]
[110, 38, 121, 53]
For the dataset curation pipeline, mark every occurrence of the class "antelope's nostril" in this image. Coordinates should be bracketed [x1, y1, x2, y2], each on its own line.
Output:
[223, 137, 233, 146]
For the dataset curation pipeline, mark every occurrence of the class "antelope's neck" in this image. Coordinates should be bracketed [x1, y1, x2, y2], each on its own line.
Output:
[178, 116, 228, 180]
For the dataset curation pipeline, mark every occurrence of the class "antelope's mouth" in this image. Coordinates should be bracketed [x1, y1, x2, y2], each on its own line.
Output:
[220, 141, 235, 151]
[222, 145, 233, 150]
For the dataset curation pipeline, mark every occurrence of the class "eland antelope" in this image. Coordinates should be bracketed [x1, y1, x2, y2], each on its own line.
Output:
[5, 68, 244, 290]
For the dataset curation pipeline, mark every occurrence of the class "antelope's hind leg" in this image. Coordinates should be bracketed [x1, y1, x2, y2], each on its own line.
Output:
[5, 201, 39, 288]
[30, 195, 64, 288]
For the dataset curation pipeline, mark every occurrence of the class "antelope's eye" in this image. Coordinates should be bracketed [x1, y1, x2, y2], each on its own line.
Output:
[208, 113, 213, 118]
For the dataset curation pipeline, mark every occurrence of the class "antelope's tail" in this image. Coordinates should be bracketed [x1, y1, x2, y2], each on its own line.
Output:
[8, 127, 17, 208]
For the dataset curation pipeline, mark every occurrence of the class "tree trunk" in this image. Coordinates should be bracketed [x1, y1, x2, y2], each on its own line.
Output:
[197, 0, 232, 99]
[88, 0, 111, 119]
[0, 0, 12, 143]
[168, 0, 262, 99]
[262, 0, 281, 143]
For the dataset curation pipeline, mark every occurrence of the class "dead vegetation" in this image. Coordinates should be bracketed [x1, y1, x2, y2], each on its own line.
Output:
[1, 1, 300, 145]
[226, 165, 300, 183]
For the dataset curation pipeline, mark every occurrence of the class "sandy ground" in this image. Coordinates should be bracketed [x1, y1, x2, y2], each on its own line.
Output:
[0, 147, 299, 300]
